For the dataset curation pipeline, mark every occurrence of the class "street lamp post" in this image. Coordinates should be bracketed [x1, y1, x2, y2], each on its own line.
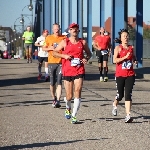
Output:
[20, 14, 25, 58]
[13, 25, 23, 54]
[22, 0, 33, 30]
[13, 15, 31, 58]
[28, 0, 33, 30]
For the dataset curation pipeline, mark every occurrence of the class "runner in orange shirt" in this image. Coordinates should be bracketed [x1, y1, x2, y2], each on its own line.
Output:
[43, 23, 66, 108]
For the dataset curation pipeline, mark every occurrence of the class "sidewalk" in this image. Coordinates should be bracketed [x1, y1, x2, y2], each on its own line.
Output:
[89, 58, 150, 80]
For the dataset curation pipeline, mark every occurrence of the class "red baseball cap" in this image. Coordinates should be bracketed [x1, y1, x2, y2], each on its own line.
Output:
[69, 23, 79, 29]
[42, 29, 49, 33]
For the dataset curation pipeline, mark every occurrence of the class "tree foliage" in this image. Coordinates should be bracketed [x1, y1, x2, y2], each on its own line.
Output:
[143, 28, 150, 39]
[128, 24, 150, 39]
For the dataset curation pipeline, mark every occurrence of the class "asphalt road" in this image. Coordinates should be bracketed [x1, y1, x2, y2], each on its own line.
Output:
[0, 59, 150, 150]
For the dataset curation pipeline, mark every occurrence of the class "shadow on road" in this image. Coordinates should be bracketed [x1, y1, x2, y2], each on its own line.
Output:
[0, 138, 107, 150]
[84, 73, 115, 81]
[0, 99, 52, 108]
[0, 76, 44, 87]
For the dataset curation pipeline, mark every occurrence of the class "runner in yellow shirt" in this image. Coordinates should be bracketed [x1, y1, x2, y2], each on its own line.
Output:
[22, 26, 34, 63]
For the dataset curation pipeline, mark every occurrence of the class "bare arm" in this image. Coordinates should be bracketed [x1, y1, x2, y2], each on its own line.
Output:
[42, 45, 54, 51]
[113, 46, 130, 64]
[93, 41, 100, 50]
[132, 46, 138, 64]
[83, 40, 92, 60]
[108, 40, 111, 51]
[53, 40, 72, 60]
[80, 40, 92, 64]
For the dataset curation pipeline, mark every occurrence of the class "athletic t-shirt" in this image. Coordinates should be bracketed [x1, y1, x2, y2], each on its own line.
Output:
[62, 38, 85, 76]
[115, 45, 135, 77]
[22, 31, 34, 43]
[44, 34, 66, 63]
[94, 35, 110, 50]
[35, 35, 48, 57]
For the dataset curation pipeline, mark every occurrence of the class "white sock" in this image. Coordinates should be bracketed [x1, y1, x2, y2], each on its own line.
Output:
[64, 97, 71, 109]
[45, 67, 48, 77]
[127, 113, 130, 116]
[72, 98, 81, 117]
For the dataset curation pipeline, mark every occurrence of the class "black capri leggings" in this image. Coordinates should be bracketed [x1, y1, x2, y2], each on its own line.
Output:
[115, 75, 135, 101]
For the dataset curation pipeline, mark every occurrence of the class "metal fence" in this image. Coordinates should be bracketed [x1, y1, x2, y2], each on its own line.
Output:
[129, 39, 150, 59]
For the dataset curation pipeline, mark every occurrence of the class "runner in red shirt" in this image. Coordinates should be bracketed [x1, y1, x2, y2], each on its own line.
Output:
[53, 23, 91, 124]
[93, 27, 111, 82]
[112, 29, 138, 123]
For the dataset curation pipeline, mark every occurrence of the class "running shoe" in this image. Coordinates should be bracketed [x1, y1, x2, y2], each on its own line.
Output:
[65, 109, 71, 119]
[100, 76, 103, 82]
[125, 115, 133, 123]
[71, 116, 77, 124]
[104, 77, 108, 82]
[27, 59, 29, 63]
[55, 100, 61, 108]
[45, 76, 49, 82]
[112, 106, 117, 116]
[37, 74, 42, 80]
[52, 97, 61, 108]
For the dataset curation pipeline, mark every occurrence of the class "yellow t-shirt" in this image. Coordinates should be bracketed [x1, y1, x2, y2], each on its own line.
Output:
[45, 34, 66, 63]
[22, 31, 34, 43]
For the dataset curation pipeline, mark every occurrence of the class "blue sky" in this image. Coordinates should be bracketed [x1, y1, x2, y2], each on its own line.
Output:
[0, 0, 150, 31]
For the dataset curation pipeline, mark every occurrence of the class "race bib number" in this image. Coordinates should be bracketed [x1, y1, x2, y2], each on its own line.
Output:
[53, 43, 58, 48]
[101, 50, 108, 55]
[122, 60, 132, 69]
[71, 58, 80, 66]
[27, 36, 31, 40]
[40, 41, 44, 46]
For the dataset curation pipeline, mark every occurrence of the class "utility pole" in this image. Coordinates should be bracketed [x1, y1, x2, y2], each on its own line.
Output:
[29, 0, 33, 30]
[20, 14, 24, 58]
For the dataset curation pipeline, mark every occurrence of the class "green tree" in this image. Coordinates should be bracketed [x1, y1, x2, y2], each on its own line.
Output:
[128, 24, 150, 40]
[128, 25, 136, 41]
[143, 28, 150, 39]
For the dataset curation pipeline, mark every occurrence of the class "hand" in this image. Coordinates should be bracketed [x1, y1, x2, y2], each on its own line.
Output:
[98, 47, 101, 50]
[134, 60, 138, 65]
[108, 51, 111, 57]
[48, 45, 55, 50]
[125, 52, 130, 59]
[64, 55, 72, 60]
[134, 60, 138, 64]
[81, 58, 88, 64]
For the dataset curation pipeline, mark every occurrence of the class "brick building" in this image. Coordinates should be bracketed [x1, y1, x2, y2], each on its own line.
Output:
[93, 17, 150, 40]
